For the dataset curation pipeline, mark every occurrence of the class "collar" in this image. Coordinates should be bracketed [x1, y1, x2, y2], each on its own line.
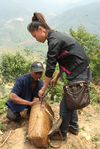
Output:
[47, 30, 55, 40]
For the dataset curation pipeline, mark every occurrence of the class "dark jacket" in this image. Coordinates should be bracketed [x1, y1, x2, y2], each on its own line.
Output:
[45, 30, 90, 80]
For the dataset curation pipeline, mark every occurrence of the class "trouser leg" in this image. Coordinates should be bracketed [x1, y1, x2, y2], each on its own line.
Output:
[69, 110, 79, 130]
[60, 66, 92, 136]
[7, 107, 21, 122]
[60, 98, 79, 136]
[60, 98, 71, 136]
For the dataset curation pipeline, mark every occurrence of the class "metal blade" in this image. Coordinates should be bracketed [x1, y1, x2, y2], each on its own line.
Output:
[48, 117, 62, 135]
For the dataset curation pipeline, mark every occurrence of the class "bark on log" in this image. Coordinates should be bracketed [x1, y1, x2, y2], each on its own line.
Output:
[28, 101, 54, 148]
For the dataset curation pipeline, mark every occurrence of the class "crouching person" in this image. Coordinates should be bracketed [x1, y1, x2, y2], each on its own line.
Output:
[6, 61, 44, 122]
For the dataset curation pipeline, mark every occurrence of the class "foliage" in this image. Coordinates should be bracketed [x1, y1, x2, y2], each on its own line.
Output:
[0, 25, 100, 109]
[45, 25, 100, 102]
[0, 95, 8, 115]
[88, 48, 100, 81]
[0, 122, 7, 131]
[69, 25, 100, 81]
[47, 65, 68, 103]
[48, 80, 63, 103]
[23, 49, 32, 56]
[0, 52, 32, 83]
[48, 77, 100, 105]
[69, 25, 100, 53]
[92, 134, 100, 142]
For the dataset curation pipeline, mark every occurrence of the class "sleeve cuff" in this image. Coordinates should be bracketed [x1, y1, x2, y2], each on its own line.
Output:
[45, 70, 54, 78]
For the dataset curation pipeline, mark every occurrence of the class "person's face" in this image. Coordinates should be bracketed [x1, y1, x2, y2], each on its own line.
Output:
[30, 70, 43, 81]
[31, 26, 48, 43]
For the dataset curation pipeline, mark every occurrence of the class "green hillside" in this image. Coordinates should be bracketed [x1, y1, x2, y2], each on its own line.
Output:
[0, 15, 47, 56]
[0, 1, 100, 55]
[50, 1, 100, 35]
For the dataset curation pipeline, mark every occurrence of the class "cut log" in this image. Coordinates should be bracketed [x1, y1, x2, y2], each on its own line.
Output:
[28, 101, 54, 148]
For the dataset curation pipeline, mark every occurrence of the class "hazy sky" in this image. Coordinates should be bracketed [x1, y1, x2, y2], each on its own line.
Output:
[0, 0, 99, 50]
[9, 0, 93, 3]
[48, 0, 82, 3]
[0, 0, 99, 18]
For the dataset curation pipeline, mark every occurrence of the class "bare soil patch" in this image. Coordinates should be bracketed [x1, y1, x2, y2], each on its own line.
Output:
[0, 103, 100, 149]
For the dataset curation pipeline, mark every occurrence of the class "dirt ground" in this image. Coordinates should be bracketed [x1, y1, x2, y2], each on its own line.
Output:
[0, 103, 100, 149]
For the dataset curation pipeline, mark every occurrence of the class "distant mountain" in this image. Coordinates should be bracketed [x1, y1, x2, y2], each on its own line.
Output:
[0, 0, 100, 55]
[0, 0, 97, 18]
[49, 1, 100, 36]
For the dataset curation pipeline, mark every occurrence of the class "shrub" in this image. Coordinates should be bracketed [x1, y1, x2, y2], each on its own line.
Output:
[0, 52, 32, 83]
[0, 95, 8, 115]
[69, 25, 100, 82]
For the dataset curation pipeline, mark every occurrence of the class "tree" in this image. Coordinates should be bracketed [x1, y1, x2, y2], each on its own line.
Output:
[69, 25, 100, 82]
[69, 25, 100, 53]
[0, 52, 32, 83]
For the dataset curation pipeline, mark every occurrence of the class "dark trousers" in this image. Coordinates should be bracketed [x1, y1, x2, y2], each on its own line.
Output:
[60, 67, 92, 136]
[7, 108, 21, 122]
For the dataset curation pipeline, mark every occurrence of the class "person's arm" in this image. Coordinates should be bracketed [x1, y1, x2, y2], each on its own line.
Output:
[45, 39, 60, 78]
[39, 39, 61, 98]
[38, 71, 60, 98]
[38, 76, 51, 98]
[9, 93, 35, 106]
[42, 76, 51, 91]
[51, 71, 60, 87]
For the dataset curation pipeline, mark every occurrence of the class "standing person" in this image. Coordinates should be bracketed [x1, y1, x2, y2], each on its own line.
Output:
[27, 12, 92, 140]
[6, 61, 44, 122]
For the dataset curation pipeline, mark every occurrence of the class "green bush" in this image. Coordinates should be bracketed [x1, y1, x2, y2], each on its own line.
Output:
[69, 25, 100, 53]
[0, 95, 8, 115]
[69, 25, 100, 82]
[0, 52, 32, 83]
[89, 48, 100, 81]
[47, 65, 68, 103]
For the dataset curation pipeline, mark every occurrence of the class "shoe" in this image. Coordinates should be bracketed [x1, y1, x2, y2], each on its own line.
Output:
[68, 126, 79, 135]
[49, 132, 66, 141]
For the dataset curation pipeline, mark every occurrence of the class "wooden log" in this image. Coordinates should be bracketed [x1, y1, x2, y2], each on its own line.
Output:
[28, 101, 54, 148]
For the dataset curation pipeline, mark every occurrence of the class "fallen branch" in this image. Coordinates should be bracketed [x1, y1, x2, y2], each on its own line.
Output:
[0, 130, 12, 148]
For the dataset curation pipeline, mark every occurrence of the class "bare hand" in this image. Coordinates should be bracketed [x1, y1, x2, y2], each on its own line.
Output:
[38, 89, 44, 98]
[50, 78, 57, 87]
[29, 100, 37, 106]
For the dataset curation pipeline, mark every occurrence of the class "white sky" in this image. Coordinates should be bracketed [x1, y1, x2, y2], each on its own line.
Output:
[43, 0, 87, 3]
[39, 0, 96, 7]
[54, 0, 81, 3]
